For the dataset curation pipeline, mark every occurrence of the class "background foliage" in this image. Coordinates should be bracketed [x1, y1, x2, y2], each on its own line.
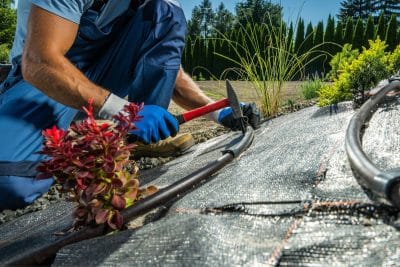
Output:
[318, 39, 398, 107]
[183, 0, 400, 80]
[0, 0, 16, 63]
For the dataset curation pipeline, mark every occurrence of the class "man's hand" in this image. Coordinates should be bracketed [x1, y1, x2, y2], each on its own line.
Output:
[218, 103, 261, 130]
[129, 105, 179, 144]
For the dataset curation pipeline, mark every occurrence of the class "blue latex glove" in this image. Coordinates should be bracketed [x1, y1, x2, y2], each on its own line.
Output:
[129, 105, 179, 144]
[218, 103, 261, 130]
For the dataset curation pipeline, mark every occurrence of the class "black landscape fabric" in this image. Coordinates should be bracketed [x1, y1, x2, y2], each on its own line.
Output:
[1, 99, 400, 266]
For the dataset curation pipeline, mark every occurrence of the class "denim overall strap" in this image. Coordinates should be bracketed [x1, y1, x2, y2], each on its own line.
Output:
[0, 161, 40, 177]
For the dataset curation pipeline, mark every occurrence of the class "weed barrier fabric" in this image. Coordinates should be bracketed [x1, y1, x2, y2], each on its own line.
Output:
[52, 102, 400, 267]
[0, 202, 75, 265]
[0, 130, 246, 265]
[3, 101, 400, 266]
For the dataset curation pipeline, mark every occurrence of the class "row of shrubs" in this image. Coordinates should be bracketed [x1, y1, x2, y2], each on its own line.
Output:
[311, 39, 400, 107]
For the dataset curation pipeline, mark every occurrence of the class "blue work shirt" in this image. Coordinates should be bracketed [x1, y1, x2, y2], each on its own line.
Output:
[10, 0, 131, 65]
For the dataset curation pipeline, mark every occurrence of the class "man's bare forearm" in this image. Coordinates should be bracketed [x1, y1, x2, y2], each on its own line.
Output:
[21, 5, 110, 114]
[22, 52, 109, 114]
[173, 67, 213, 110]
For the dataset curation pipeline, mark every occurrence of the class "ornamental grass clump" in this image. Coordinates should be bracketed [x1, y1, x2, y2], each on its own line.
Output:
[215, 19, 328, 117]
[38, 100, 156, 230]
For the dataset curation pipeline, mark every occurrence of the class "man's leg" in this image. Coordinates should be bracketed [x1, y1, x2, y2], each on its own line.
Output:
[0, 77, 77, 210]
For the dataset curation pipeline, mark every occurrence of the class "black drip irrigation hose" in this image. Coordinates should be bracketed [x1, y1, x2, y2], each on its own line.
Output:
[345, 77, 400, 209]
[6, 127, 255, 266]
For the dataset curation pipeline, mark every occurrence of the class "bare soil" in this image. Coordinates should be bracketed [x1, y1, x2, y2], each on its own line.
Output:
[168, 81, 312, 142]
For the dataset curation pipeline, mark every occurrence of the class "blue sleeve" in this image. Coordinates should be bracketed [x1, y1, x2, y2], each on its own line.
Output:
[31, 0, 93, 24]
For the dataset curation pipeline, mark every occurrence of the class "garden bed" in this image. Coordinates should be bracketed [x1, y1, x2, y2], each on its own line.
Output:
[0, 80, 315, 225]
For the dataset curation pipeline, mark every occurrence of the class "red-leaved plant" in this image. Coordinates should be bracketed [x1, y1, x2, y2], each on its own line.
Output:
[37, 99, 157, 230]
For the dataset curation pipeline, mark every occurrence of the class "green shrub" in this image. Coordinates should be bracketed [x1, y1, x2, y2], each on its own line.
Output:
[389, 44, 400, 74]
[327, 44, 359, 80]
[301, 78, 323, 99]
[349, 38, 390, 106]
[0, 44, 10, 63]
[318, 39, 390, 107]
[318, 72, 352, 106]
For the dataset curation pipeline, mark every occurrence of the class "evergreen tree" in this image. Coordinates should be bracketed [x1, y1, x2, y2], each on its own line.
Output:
[334, 20, 344, 45]
[304, 22, 314, 53]
[338, 0, 376, 21]
[302, 22, 314, 75]
[398, 28, 400, 46]
[353, 17, 365, 50]
[0, 0, 13, 8]
[235, 0, 283, 28]
[287, 22, 294, 53]
[323, 15, 336, 73]
[0, 1, 16, 47]
[186, 0, 215, 39]
[385, 14, 398, 51]
[343, 17, 354, 44]
[364, 15, 375, 45]
[198, 0, 214, 38]
[312, 21, 325, 75]
[294, 18, 305, 55]
[213, 2, 234, 36]
[324, 15, 336, 51]
[373, 0, 400, 21]
[314, 21, 324, 48]
[187, 7, 202, 39]
[376, 12, 386, 39]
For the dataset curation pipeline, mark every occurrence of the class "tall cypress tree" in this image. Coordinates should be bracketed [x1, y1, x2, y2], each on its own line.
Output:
[313, 21, 325, 75]
[385, 14, 398, 52]
[294, 18, 305, 55]
[334, 20, 344, 46]
[314, 21, 324, 48]
[303, 22, 314, 76]
[324, 15, 335, 43]
[324, 15, 336, 52]
[376, 12, 386, 40]
[287, 22, 294, 53]
[182, 36, 191, 72]
[353, 17, 365, 50]
[343, 17, 354, 44]
[364, 15, 375, 46]
[304, 22, 314, 53]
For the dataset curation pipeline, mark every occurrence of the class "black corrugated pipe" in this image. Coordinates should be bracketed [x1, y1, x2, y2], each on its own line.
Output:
[6, 127, 254, 266]
[345, 78, 400, 208]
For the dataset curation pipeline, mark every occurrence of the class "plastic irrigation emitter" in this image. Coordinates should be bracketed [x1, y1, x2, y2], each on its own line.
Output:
[6, 126, 255, 266]
[345, 76, 400, 209]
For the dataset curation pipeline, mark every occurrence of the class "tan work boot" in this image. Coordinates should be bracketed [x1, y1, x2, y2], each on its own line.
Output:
[132, 133, 195, 158]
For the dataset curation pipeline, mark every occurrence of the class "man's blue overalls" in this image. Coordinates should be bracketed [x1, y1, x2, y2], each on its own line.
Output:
[0, 0, 186, 210]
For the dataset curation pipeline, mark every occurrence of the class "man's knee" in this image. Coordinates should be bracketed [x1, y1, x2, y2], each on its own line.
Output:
[0, 176, 54, 210]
